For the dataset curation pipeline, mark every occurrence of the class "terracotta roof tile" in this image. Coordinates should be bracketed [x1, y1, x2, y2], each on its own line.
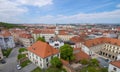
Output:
[19, 33, 32, 39]
[73, 48, 90, 61]
[70, 36, 85, 43]
[84, 37, 120, 47]
[110, 60, 120, 68]
[0, 31, 11, 37]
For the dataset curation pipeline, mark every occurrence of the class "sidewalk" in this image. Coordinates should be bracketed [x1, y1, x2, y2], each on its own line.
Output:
[20, 63, 37, 72]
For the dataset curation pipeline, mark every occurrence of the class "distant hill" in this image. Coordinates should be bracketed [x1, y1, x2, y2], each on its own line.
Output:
[0, 22, 25, 29]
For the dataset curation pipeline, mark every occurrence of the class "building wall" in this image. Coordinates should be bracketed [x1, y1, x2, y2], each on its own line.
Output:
[19, 38, 33, 47]
[0, 36, 15, 49]
[49, 41, 64, 49]
[28, 51, 60, 69]
[81, 44, 91, 55]
[40, 34, 55, 42]
[58, 35, 76, 41]
[32, 34, 41, 42]
[108, 64, 120, 72]
[0, 47, 3, 60]
[32, 33, 55, 42]
[82, 42, 120, 61]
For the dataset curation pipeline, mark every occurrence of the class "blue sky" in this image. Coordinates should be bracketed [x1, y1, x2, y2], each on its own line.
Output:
[0, 0, 120, 24]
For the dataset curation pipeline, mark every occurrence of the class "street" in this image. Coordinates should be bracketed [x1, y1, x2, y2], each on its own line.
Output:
[0, 48, 37, 72]
[0, 48, 19, 72]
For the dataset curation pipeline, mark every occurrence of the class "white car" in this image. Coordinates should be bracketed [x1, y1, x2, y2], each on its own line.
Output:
[17, 64, 21, 70]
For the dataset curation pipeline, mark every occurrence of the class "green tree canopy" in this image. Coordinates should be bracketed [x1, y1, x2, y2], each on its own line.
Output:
[89, 59, 99, 66]
[50, 57, 62, 68]
[60, 44, 74, 61]
[80, 59, 89, 65]
[37, 36, 45, 42]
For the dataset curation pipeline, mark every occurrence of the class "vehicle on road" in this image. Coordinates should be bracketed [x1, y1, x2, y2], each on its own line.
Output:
[17, 64, 21, 70]
[0, 59, 6, 64]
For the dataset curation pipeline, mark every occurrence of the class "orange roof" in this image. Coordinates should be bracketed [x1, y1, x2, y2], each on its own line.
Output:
[19, 33, 32, 39]
[41, 29, 55, 34]
[27, 41, 59, 58]
[74, 48, 90, 61]
[0, 31, 11, 37]
[110, 60, 120, 68]
[84, 37, 120, 47]
[59, 30, 68, 35]
[32, 30, 41, 34]
[61, 59, 69, 65]
[70, 36, 85, 43]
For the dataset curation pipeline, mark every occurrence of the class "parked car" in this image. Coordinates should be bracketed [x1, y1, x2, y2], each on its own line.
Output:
[17, 64, 21, 70]
[1, 59, 6, 64]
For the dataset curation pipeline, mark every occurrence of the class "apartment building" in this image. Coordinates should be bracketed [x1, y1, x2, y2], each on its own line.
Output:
[0, 31, 15, 49]
[81, 37, 120, 61]
[19, 33, 33, 47]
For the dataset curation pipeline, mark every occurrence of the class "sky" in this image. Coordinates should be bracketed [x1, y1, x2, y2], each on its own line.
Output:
[0, 0, 120, 24]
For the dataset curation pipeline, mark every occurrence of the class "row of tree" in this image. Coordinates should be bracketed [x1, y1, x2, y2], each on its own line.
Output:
[0, 22, 25, 29]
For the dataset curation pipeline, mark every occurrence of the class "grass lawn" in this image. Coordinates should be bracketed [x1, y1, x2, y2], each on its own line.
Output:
[31, 67, 42, 72]
[2, 48, 12, 57]
[20, 60, 31, 68]
[17, 54, 26, 60]
[19, 48, 27, 53]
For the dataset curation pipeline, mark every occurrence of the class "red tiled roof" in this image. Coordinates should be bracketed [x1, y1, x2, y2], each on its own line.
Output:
[61, 59, 69, 65]
[0, 31, 11, 37]
[27, 41, 59, 58]
[40, 29, 55, 34]
[110, 60, 120, 68]
[32, 30, 41, 34]
[73, 48, 90, 61]
[84, 37, 120, 47]
[19, 33, 32, 39]
[70, 36, 85, 43]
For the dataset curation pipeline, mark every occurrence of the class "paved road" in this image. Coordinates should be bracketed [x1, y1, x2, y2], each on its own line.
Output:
[0, 48, 37, 72]
[97, 57, 109, 68]
[0, 48, 19, 72]
[22, 63, 37, 72]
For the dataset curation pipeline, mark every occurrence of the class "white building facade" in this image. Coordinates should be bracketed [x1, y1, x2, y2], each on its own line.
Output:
[0, 31, 15, 49]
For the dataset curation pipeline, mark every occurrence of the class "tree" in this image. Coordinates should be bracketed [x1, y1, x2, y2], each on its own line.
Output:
[89, 59, 99, 66]
[60, 44, 74, 61]
[80, 59, 89, 65]
[50, 57, 62, 68]
[37, 36, 45, 42]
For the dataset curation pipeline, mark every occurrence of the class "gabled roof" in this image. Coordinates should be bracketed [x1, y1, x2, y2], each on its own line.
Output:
[27, 41, 59, 58]
[110, 60, 120, 68]
[0, 31, 11, 37]
[19, 33, 32, 39]
[84, 37, 120, 47]
[70, 36, 85, 43]
[73, 48, 90, 61]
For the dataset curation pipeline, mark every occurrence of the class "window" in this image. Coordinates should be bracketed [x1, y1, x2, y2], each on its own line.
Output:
[36, 56, 38, 59]
[40, 58, 42, 61]
[113, 67, 117, 71]
[57, 54, 59, 57]
[55, 43, 59, 46]
[40, 63, 42, 67]
[46, 58, 48, 62]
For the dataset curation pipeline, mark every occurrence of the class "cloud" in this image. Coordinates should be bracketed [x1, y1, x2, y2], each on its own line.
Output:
[16, 0, 53, 7]
[0, 0, 28, 22]
[117, 4, 120, 8]
[31, 9, 120, 23]
[0, 0, 53, 23]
